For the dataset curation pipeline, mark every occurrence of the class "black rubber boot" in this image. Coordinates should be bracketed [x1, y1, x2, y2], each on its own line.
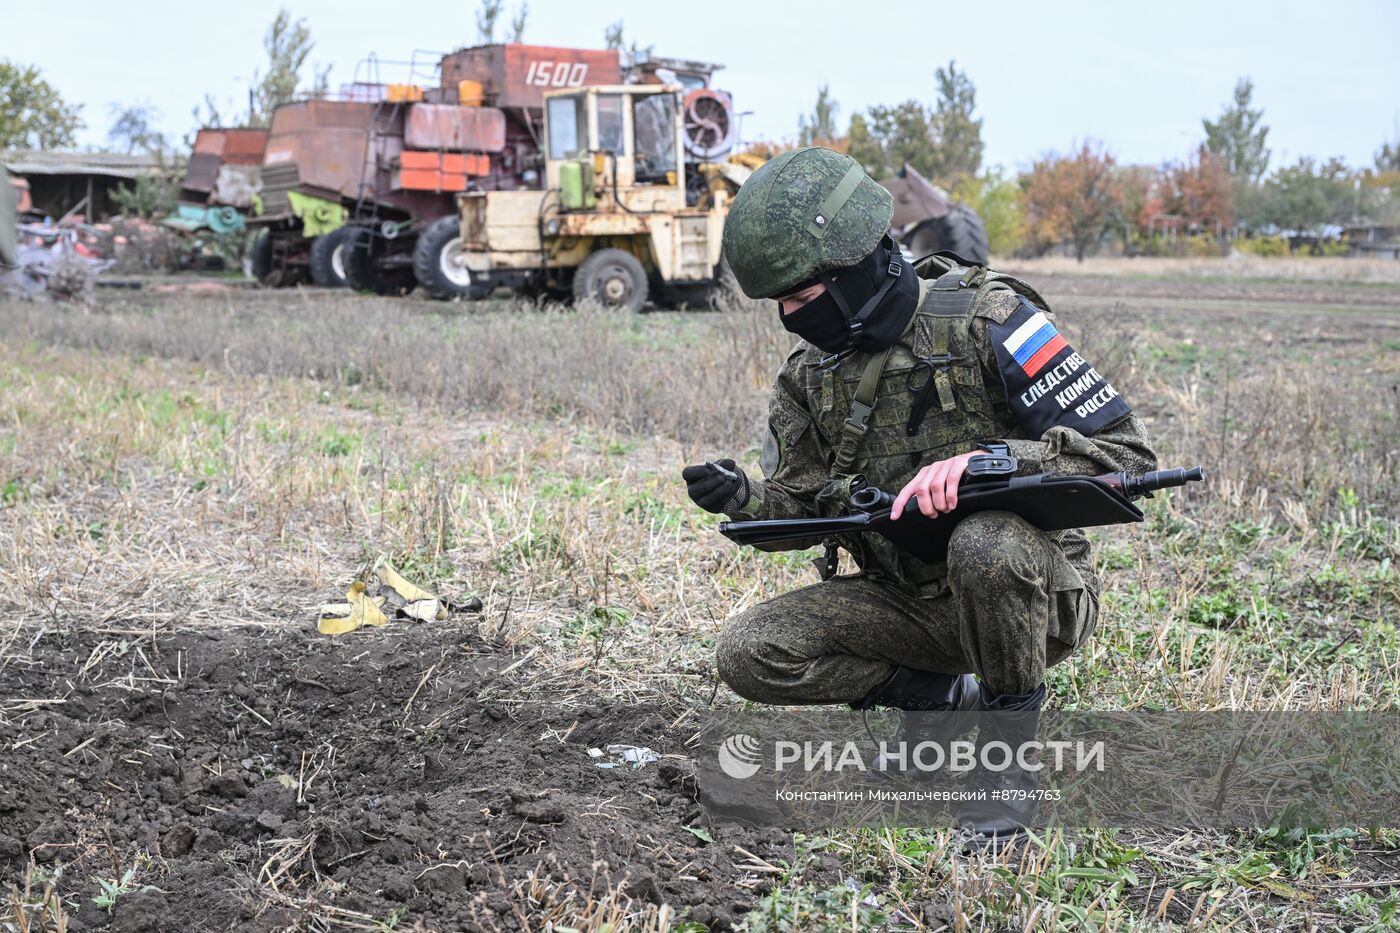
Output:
[955, 682, 1046, 851]
[851, 667, 979, 713]
[853, 668, 980, 779]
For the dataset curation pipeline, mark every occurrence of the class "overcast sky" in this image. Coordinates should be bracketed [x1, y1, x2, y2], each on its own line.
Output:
[10, 0, 1399, 173]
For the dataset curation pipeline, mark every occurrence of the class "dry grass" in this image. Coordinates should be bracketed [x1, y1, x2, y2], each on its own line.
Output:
[1002, 254, 1400, 284]
[0, 292, 787, 455]
[1, 273, 1398, 930]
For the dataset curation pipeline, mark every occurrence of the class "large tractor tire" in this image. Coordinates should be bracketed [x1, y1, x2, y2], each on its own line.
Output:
[343, 228, 417, 297]
[249, 229, 275, 284]
[309, 227, 351, 288]
[413, 216, 491, 300]
[572, 248, 648, 313]
[905, 202, 990, 266]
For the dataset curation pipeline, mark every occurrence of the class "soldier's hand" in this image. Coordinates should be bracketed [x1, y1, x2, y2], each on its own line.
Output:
[891, 449, 989, 520]
[682, 458, 751, 515]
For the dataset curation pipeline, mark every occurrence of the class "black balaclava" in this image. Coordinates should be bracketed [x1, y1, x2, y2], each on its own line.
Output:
[780, 235, 918, 355]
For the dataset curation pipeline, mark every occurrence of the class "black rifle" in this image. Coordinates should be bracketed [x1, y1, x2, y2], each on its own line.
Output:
[719, 467, 1204, 565]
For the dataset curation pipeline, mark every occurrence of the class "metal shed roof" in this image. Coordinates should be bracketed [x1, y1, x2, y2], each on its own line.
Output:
[0, 150, 163, 178]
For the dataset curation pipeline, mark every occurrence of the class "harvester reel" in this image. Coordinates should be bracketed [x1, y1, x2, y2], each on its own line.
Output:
[682, 89, 736, 162]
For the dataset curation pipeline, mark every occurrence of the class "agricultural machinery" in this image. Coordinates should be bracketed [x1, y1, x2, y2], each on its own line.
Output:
[239, 42, 987, 304]
[245, 44, 624, 296]
[164, 128, 268, 265]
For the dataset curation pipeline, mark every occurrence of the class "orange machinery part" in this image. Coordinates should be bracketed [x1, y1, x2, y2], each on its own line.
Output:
[457, 79, 484, 106]
[400, 150, 440, 171]
[442, 153, 490, 175]
[396, 169, 468, 192]
[398, 152, 491, 178]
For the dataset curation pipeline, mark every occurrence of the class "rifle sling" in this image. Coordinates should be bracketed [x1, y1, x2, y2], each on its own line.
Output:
[831, 345, 894, 476]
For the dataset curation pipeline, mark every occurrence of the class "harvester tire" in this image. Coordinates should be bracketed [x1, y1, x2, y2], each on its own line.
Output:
[906, 203, 990, 267]
[309, 227, 351, 288]
[573, 248, 648, 313]
[343, 228, 417, 297]
[413, 216, 491, 301]
[250, 230, 276, 285]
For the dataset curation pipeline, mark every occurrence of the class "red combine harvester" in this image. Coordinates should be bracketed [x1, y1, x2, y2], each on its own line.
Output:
[247, 44, 629, 297]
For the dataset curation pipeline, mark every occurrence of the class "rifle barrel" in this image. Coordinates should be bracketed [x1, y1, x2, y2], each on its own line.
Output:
[1118, 466, 1205, 497]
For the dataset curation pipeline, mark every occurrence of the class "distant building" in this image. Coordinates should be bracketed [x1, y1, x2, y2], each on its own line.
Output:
[1343, 224, 1400, 259]
[0, 150, 163, 221]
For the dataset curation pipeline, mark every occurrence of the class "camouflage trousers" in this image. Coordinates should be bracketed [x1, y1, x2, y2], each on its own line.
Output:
[716, 511, 1097, 701]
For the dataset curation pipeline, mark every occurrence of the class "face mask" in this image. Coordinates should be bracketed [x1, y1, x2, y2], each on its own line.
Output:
[779, 237, 919, 354]
[780, 289, 850, 352]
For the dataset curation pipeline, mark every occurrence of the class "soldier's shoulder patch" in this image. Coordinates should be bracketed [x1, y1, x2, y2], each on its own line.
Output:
[989, 296, 1131, 436]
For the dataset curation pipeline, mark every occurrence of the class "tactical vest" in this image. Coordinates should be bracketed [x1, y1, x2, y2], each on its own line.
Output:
[799, 255, 1055, 588]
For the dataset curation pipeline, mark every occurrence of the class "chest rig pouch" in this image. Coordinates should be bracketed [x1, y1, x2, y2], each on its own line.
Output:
[804, 260, 1017, 582]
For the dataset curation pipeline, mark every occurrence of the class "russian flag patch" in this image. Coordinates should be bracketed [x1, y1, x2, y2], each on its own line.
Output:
[989, 296, 1132, 437]
[1001, 310, 1069, 378]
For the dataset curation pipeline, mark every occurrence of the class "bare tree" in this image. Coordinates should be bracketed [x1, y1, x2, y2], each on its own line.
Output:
[249, 10, 329, 126]
[476, 0, 504, 42]
[107, 103, 168, 155]
[798, 85, 839, 147]
[604, 21, 625, 50]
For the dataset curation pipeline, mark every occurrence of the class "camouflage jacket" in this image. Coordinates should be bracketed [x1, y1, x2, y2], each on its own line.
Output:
[732, 256, 1158, 594]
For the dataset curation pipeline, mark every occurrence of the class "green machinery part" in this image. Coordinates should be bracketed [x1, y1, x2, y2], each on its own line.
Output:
[558, 160, 596, 211]
[162, 204, 248, 236]
[286, 191, 349, 238]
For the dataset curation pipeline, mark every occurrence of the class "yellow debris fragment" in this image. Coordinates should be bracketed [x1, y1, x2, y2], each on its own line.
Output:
[377, 562, 447, 622]
[317, 581, 390, 635]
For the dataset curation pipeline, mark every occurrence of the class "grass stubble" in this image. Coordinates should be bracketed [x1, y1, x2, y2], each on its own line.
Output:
[1, 258, 1398, 931]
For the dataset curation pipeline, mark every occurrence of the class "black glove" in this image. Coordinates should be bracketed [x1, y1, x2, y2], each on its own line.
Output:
[682, 458, 752, 515]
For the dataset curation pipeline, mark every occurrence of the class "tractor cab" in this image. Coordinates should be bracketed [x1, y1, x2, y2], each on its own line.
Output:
[457, 81, 733, 311]
[541, 85, 688, 214]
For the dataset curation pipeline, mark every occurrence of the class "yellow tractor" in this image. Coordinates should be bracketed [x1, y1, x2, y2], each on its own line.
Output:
[455, 83, 748, 310]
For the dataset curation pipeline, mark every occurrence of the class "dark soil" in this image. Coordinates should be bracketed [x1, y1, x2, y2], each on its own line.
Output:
[0, 622, 796, 931]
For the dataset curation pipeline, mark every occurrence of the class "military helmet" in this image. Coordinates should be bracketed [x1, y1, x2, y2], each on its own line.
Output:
[722, 147, 893, 299]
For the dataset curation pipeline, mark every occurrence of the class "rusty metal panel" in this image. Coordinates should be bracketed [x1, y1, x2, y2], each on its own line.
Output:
[183, 153, 222, 194]
[557, 212, 650, 237]
[192, 129, 225, 157]
[262, 101, 377, 202]
[219, 129, 269, 165]
[439, 44, 620, 111]
[404, 105, 506, 152]
[881, 162, 952, 228]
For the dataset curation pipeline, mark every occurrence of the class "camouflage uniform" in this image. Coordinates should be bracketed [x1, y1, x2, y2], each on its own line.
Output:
[716, 260, 1158, 701]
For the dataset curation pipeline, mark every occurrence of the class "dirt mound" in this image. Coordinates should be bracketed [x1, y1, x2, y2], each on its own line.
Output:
[1, 622, 796, 930]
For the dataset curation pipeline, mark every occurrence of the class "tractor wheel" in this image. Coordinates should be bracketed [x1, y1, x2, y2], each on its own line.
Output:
[905, 202, 990, 266]
[413, 216, 491, 301]
[249, 229, 276, 285]
[572, 248, 648, 313]
[343, 228, 417, 297]
[309, 227, 351, 287]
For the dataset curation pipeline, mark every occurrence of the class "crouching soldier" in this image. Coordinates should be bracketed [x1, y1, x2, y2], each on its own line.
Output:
[682, 147, 1157, 845]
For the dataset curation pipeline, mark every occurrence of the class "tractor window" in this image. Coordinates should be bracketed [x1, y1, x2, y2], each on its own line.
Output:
[632, 94, 677, 183]
[547, 96, 585, 160]
[597, 95, 625, 154]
